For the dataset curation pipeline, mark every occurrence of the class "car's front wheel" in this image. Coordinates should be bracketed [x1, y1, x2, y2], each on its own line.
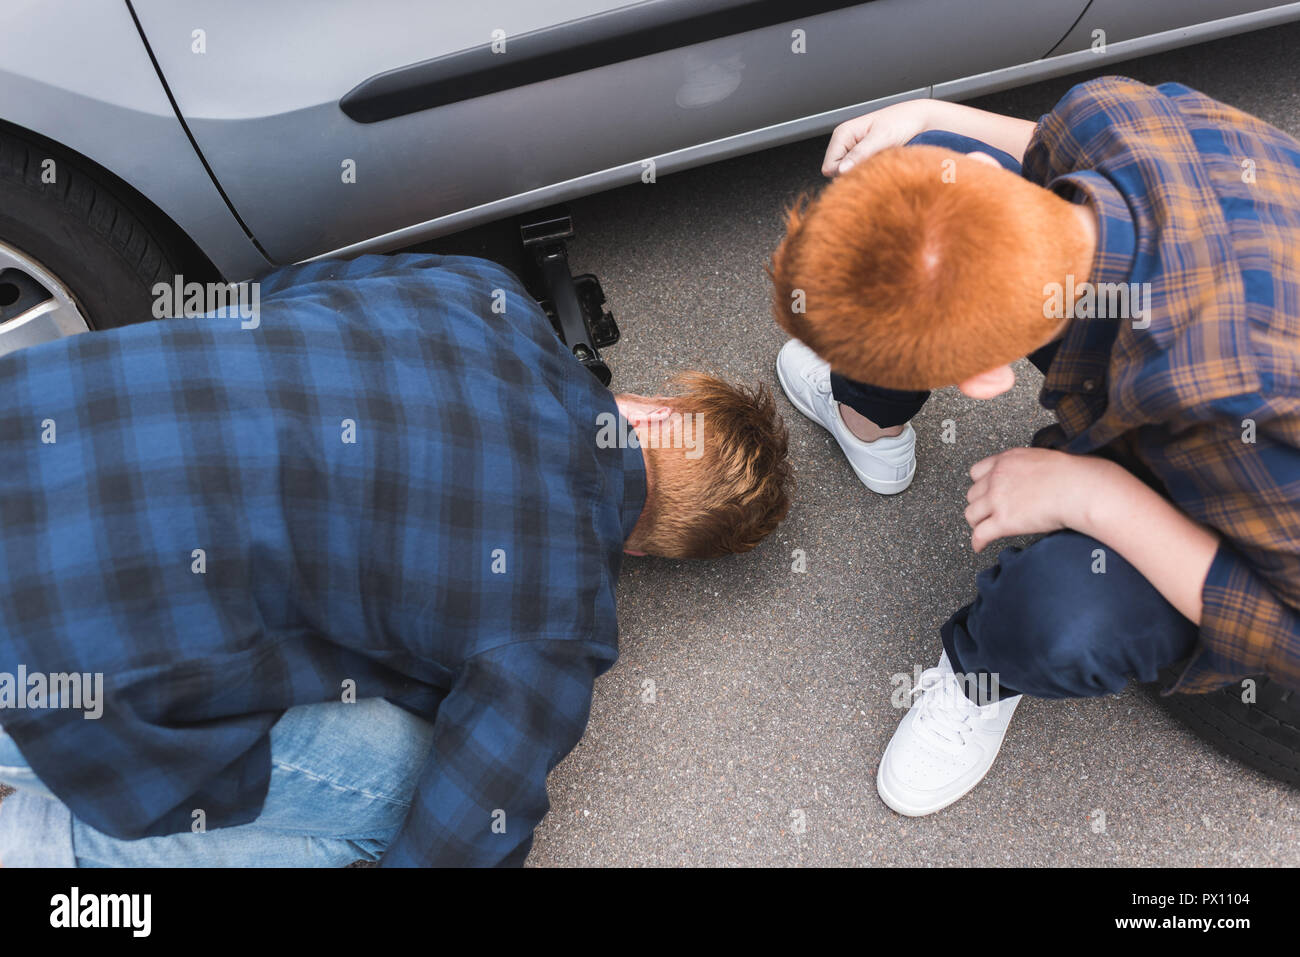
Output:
[0, 124, 191, 354]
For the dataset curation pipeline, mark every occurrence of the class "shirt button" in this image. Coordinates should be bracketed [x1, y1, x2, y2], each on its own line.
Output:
[1082, 379, 1096, 392]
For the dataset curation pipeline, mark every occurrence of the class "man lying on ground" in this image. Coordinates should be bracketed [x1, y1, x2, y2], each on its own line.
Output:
[769, 77, 1300, 815]
[0, 253, 792, 866]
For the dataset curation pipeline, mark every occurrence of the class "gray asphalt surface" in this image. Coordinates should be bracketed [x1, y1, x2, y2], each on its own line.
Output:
[524, 23, 1300, 866]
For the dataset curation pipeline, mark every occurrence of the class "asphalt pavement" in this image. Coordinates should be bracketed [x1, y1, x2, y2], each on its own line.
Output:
[524, 22, 1300, 866]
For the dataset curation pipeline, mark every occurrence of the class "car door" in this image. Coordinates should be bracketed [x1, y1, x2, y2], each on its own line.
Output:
[130, 0, 1090, 267]
[1048, 0, 1297, 55]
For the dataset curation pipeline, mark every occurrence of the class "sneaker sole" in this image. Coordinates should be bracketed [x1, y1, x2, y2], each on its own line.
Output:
[775, 357, 916, 495]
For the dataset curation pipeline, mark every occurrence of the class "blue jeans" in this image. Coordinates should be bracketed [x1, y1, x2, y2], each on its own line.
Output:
[0, 697, 434, 867]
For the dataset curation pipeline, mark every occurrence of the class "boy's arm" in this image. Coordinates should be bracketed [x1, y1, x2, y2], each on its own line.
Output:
[966, 446, 1300, 692]
[823, 98, 1038, 177]
[1075, 458, 1300, 693]
[966, 448, 1216, 621]
[1071, 459, 1218, 624]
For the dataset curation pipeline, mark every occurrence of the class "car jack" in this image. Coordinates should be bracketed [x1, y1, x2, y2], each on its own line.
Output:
[519, 206, 619, 386]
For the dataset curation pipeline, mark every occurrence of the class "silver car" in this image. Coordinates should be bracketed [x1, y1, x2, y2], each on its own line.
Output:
[2, 0, 1299, 352]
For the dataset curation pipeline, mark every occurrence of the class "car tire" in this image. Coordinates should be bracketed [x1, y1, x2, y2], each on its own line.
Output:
[0, 124, 189, 336]
[1154, 671, 1300, 787]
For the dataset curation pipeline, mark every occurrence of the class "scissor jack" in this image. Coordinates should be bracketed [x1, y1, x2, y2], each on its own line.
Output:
[519, 206, 619, 386]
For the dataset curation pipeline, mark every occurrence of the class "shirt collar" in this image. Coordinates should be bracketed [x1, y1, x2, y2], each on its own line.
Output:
[1040, 169, 1138, 399]
[618, 421, 647, 541]
[1055, 169, 1139, 287]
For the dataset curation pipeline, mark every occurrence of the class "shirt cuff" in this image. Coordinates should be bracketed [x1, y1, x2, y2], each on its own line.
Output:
[1168, 540, 1282, 694]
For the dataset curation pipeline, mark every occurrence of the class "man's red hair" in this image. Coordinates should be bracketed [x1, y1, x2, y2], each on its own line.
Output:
[769, 145, 1089, 390]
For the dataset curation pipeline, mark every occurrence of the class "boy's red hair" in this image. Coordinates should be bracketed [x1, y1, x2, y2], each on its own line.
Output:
[768, 145, 1089, 390]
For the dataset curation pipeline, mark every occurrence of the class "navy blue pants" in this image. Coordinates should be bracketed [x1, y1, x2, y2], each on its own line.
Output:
[833, 131, 1200, 699]
[943, 532, 1199, 701]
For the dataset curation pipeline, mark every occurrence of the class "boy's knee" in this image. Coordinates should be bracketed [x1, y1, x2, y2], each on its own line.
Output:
[966, 532, 1132, 696]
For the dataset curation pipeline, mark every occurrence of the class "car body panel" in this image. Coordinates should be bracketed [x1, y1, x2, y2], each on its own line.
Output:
[1048, 0, 1295, 54]
[4, 1, 1300, 283]
[0, 0, 269, 280]
[303, 0, 1300, 267]
[933, 1, 1300, 101]
[131, 0, 1090, 265]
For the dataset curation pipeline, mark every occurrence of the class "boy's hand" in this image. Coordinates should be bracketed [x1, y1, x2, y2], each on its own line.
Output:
[822, 99, 934, 177]
[965, 446, 1219, 624]
[823, 100, 1039, 178]
[964, 448, 1120, 552]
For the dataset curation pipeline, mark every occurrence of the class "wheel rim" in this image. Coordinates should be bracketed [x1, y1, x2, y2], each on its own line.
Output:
[0, 239, 92, 357]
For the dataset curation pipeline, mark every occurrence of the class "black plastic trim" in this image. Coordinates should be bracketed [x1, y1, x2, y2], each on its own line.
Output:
[340, 0, 872, 123]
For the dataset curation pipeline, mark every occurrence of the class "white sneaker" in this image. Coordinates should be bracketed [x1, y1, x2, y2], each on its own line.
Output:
[876, 651, 1022, 816]
[775, 339, 916, 494]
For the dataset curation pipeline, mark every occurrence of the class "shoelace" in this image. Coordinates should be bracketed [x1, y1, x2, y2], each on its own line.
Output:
[910, 667, 978, 747]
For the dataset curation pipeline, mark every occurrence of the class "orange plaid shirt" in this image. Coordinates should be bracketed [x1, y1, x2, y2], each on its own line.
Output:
[1023, 77, 1300, 694]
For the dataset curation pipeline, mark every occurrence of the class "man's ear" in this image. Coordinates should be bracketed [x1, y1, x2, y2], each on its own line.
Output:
[623, 404, 674, 428]
[957, 365, 1015, 399]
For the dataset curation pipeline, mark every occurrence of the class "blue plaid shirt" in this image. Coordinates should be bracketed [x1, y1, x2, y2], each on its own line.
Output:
[0, 253, 645, 866]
